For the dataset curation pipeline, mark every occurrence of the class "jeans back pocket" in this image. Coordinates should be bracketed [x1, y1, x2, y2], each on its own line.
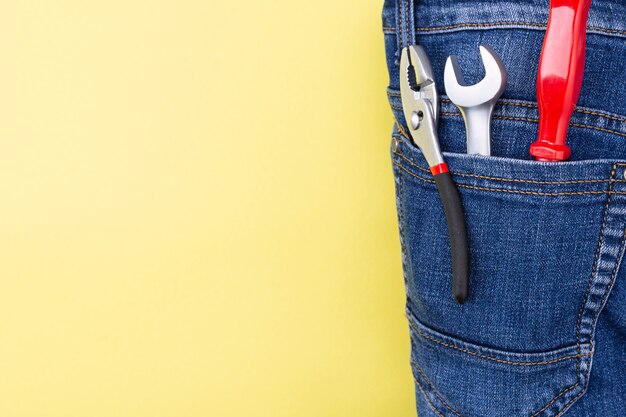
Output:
[391, 136, 626, 417]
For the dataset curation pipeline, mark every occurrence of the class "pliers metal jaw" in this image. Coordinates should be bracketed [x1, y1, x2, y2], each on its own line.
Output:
[399, 45, 470, 304]
[400, 45, 443, 169]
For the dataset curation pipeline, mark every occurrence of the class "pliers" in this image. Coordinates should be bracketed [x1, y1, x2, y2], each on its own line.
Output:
[399, 45, 469, 304]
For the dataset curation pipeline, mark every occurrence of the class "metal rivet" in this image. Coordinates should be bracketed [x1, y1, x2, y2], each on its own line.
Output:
[392, 137, 400, 152]
[410, 111, 421, 130]
[623, 170, 626, 180]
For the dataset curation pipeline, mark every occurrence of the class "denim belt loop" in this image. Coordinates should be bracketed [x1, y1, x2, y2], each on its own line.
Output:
[395, 0, 416, 51]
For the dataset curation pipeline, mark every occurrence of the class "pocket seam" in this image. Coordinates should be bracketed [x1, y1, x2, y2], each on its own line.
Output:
[411, 359, 462, 417]
[410, 319, 588, 416]
[393, 161, 626, 197]
[408, 318, 589, 366]
[574, 167, 617, 351]
[411, 355, 583, 417]
[384, 22, 626, 39]
[389, 90, 626, 125]
[394, 140, 618, 185]
[440, 111, 626, 139]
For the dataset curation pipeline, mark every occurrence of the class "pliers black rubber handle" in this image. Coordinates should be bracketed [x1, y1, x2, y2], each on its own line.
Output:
[400, 45, 469, 304]
[434, 170, 469, 304]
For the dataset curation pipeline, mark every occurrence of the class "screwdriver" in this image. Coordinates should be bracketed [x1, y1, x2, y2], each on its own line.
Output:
[529, 0, 593, 161]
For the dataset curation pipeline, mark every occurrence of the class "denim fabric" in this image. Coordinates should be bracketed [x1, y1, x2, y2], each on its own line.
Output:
[383, 1, 626, 416]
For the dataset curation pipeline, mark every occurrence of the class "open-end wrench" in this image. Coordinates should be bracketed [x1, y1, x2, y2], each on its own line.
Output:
[444, 45, 507, 156]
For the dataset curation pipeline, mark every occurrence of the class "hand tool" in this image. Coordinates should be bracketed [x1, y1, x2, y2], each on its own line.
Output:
[530, 0, 593, 161]
[444, 45, 508, 156]
[400, 45, 469, 304]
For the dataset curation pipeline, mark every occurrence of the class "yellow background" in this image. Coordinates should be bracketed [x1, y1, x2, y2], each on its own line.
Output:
[0, 1, 414, 416]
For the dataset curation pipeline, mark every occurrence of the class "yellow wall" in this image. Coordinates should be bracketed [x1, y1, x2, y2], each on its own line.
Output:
[0, 1, 415, 416]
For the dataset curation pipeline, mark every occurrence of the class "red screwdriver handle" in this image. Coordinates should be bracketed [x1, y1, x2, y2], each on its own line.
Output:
[530, 0, 592, 161]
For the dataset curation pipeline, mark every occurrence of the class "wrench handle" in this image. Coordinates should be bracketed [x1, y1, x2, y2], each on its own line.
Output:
[462, 106, 494, 156]
[530, 0, 592, 161]
[433, 169, 469, 304]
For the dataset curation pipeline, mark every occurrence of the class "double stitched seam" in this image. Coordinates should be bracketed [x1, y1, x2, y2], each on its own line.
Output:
[440, 112, 626, 139]
[418, 21, 545, 31]
[573, 228, 626, 417]
[395, 154, 410, 290]
[411, 360, 462, 416]
[393, 161, 626, 196]
[393, 102, 626, 138]
[402, 0, 407, 47]
[555, 390, 586, 417]
[405, 0, 410, 46]
[549, 165, 623, 417]
[408, 321, 589, 366]
[389, 92, 626, 125]
[554, 231, 626, 416]
[529, 383, 580, 417]
[594, 228, 626, 333]
[394, 145, 613, 185]
[385, 22, 626, 37]
[575, 164, 617, 352]
[440, 97, 626, 124]
[413, 376, 447, 417]
[395, 121, 411, 142]
[555, 320, 608, 417]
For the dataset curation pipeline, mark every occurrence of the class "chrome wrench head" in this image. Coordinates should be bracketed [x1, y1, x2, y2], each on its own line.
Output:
[444, 45, 507, 155]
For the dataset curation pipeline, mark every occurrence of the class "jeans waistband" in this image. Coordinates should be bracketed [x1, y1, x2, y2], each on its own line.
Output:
[383, 0, 626, 40]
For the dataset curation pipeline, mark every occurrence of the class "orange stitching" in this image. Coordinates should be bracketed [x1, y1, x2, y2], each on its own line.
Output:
[589, 25, 626, 35]
[593, 228, 626, 335]
[457, 169, 610, 185]
[414, 22, 626, 36]
[496, 99, 537, 109]
[530, 382, 579, 417]
[393, 148, 430, 173]
[393, 161, 435, 183]
[439, 96, 626, 124]
[393, 161, 626, 196]
[413, 376, 446, 417]
[394, 147, 612, 185]
[411, 361, 462, 416]
[576, 108, 626, 124]
[533, 172, 626, 417]
[404, 0, 409, 49]
[554, 389, 586, 417]
[441, 111, 538, 124]
[575, 163, 616, 353]
[457, 179, 626, 196]
[570, 122, 626, 138]
[415, 21, 545, 31]
[412, 323, 584, 417]
[442, 97, 540, 107]
[394, 121, 411, 141]
[414, 355, 581, 417]
[408, 320, 589, 366]
[441, 112, 626, 138]
[385, 22, 626, 36]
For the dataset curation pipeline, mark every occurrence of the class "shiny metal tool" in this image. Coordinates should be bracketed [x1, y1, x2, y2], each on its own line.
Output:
[400, 45, 469, 304]
[444, 45, 507, 156]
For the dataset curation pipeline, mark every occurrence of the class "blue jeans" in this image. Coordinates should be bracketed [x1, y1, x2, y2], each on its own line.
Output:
[382, 1, 626, 416]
